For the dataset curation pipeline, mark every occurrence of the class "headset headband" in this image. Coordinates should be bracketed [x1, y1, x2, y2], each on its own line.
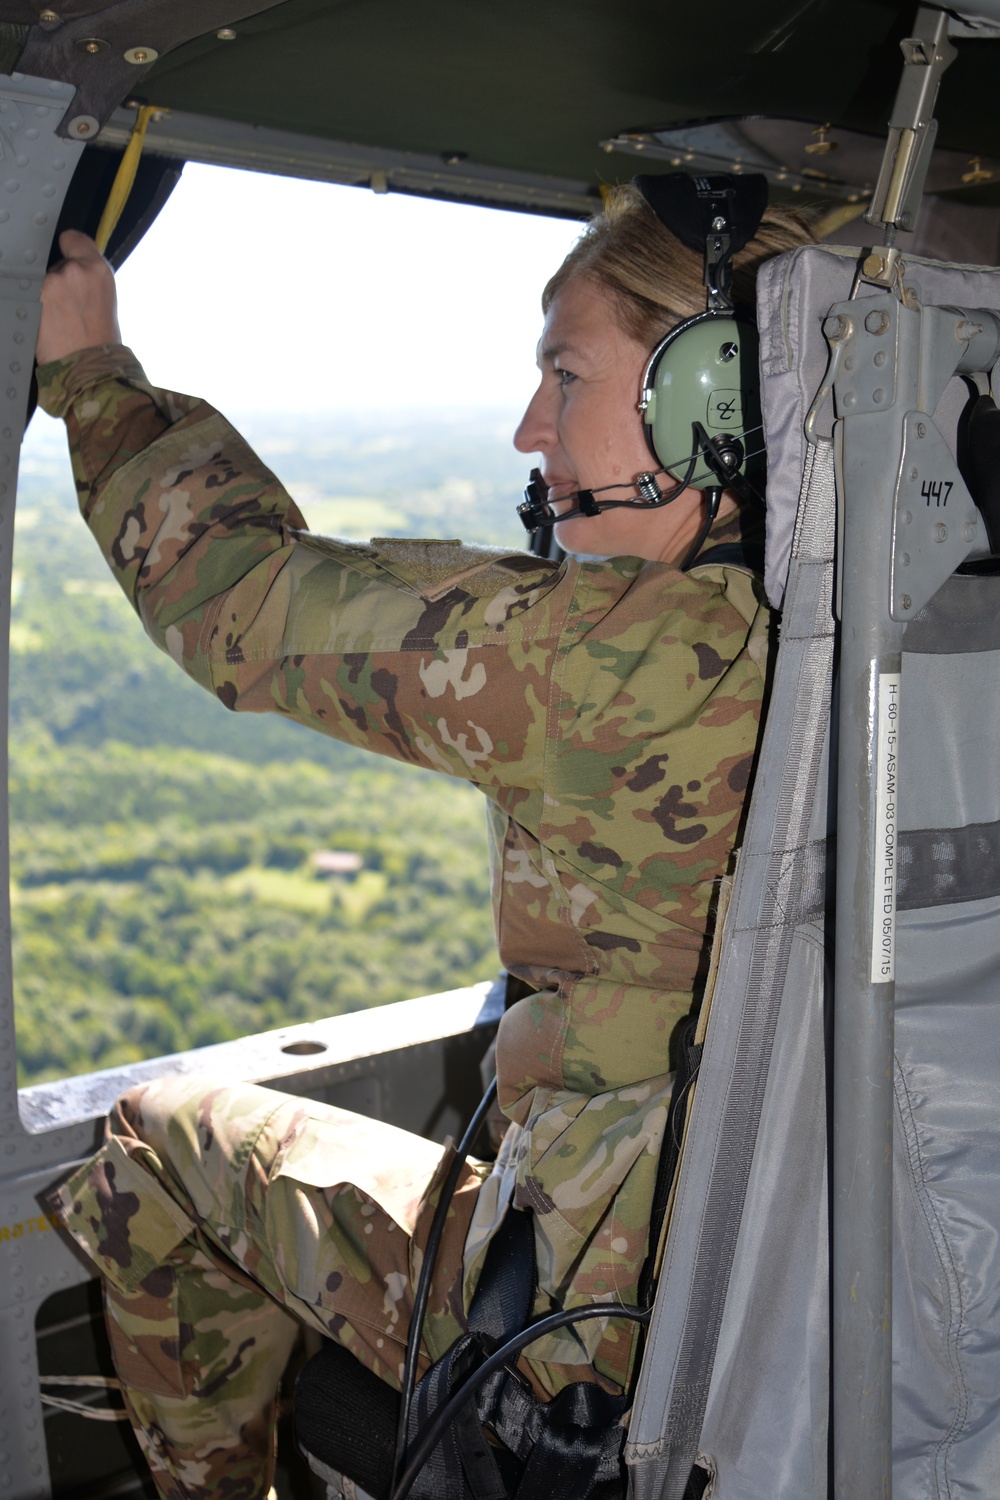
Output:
[634, 171, 769, 311]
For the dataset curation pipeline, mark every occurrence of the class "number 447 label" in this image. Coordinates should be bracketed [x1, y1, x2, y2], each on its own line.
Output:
[871, 675, 899, 984]
[921, 478, 952, 507]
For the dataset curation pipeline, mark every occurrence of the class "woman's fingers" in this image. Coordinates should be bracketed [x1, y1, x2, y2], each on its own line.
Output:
[36, 232, 121, 365]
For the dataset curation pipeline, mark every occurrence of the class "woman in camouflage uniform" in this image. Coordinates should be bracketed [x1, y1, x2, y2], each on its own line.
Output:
[38, 190, 811, 1500]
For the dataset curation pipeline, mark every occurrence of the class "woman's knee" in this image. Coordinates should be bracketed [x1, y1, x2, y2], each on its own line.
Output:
[108, 1075, 302, 1226]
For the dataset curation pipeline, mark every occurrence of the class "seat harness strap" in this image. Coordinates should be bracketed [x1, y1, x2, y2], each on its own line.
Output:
[406, 1208, 629, 1499]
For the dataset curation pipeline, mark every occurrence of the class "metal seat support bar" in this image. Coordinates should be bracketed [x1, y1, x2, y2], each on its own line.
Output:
[829, 283, 998, 1497]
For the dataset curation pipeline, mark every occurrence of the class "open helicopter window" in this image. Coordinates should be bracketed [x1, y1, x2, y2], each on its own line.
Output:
[12, 164, 579, 1091]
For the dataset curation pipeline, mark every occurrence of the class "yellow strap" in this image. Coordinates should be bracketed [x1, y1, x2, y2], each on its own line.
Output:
[94, 104, 160, 254]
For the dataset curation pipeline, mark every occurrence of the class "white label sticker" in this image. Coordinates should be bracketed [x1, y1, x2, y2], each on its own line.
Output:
[871, 673, 900, 984]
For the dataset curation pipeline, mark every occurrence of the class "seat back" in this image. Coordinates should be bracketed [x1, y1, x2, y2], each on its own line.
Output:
[625, 244, 1000, 1499]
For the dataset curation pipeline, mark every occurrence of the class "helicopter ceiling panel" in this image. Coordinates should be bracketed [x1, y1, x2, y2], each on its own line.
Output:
[1, 0, 1000, 216]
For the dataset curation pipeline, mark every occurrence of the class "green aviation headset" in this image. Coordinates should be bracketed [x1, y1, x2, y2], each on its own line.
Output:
[518, 171, 769, 567]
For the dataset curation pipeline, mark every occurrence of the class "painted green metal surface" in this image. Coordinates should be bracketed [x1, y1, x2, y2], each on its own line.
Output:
[132, 1, 944, 196]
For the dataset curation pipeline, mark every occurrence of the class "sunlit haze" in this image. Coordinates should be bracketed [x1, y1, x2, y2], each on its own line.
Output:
[106, 163, 582, 423]
[25, 162, 586, 538]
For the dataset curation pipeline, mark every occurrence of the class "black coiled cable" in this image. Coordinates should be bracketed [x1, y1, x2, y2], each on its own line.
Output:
[390, 1077, 499, 1495]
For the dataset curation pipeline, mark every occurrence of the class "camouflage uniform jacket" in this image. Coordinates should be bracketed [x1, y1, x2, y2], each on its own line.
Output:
[38, 345, 770, 1394]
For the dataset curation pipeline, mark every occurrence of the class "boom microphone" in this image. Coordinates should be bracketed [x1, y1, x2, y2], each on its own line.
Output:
[517, 421, 757, 534]
[517, 457, 697, 533]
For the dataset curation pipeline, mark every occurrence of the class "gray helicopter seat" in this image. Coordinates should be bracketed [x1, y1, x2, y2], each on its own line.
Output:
[625, 242, 1000, 1500]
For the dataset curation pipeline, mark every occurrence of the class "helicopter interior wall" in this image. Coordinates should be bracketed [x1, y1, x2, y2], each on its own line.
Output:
[5, 996, 499, 1498]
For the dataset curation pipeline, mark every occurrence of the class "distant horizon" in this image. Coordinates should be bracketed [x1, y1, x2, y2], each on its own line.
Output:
[20, 385, 536, 552]
[26, 400, 533, 488]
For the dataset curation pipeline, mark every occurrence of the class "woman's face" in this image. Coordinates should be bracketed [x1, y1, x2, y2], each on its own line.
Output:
[513, 275, 705, 563]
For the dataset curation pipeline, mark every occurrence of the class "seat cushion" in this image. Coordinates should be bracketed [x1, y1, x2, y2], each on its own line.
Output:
[295, 1340, 400, 1500]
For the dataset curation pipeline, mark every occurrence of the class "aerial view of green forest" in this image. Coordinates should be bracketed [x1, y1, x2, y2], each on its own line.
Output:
[12, 409, 530, 1085]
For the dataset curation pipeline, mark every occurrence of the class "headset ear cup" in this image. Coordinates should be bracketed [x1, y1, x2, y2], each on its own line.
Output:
[640, 311, 762, 489]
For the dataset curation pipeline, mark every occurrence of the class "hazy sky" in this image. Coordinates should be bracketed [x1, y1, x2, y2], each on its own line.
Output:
[109, 163, 583, 423]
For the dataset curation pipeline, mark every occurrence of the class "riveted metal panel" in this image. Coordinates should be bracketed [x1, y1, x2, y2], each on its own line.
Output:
[0, 72, 85, 1497]
[4, 982, 499, 1497]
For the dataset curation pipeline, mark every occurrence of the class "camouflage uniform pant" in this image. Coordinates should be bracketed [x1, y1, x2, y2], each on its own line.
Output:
[48, 1075, 484, 1500]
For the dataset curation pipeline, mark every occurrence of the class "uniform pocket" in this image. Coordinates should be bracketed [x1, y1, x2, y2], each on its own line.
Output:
[49, 1133, 195, 1293]
[48, 1135, 198, 1399]
[492, 815, 600, 981]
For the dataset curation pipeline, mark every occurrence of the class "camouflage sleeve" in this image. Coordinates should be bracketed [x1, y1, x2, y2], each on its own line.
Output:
[36, 346, 565, 784]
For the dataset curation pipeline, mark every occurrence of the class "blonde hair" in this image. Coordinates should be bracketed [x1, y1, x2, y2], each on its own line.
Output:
[543, 182, 815, 346]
